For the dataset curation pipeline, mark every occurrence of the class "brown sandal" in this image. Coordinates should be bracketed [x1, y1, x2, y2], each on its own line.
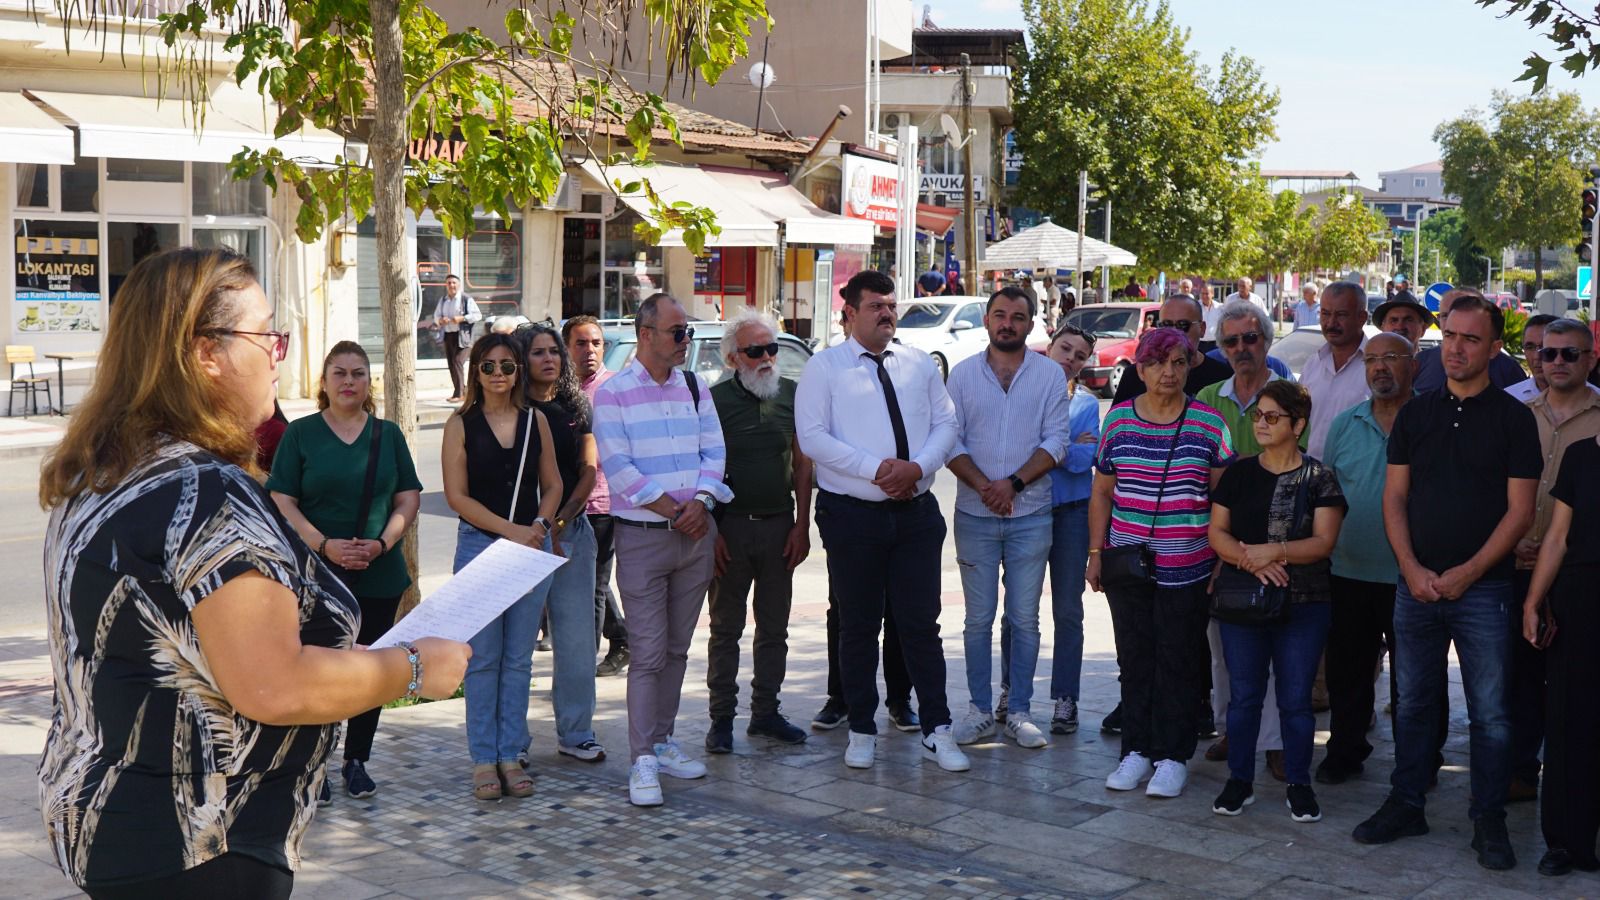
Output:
[472, 764, 502, 801]
[498, 762, 533, 798]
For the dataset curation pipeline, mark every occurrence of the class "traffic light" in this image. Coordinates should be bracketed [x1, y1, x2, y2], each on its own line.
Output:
[1391, 236, 1404, 270]
[1582, 168, 1600, 263]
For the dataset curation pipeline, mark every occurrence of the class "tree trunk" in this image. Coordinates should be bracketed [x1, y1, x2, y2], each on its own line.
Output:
[370, 0, 421, 617]
[1534, 248, 1545, 292]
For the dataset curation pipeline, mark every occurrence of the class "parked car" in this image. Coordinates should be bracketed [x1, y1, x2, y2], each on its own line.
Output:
[892, 296, 1051, 379]
[1058, 301, 1163, 398]
[1270, 323, 1406, 381]
[601, 319, 812, 386]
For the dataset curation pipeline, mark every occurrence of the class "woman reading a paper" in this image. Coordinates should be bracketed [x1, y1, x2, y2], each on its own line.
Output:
[36, 247, 469, 900]
[442, 332, 563, 800]
[268, 340, 424, 803]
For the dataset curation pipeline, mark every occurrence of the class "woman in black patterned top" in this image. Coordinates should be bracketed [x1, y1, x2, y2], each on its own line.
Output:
[36, 248, 470, 899]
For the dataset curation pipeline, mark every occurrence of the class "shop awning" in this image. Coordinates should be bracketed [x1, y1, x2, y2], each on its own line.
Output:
[26, 85, 358, 166]
[0, 92, 75, 164]
[915, 203, 960, 237]
[577, 159, 778, 248]
[702, 167, 875, 246]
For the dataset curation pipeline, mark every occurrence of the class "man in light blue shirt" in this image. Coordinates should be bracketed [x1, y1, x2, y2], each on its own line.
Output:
[944, 286, 1070, 750]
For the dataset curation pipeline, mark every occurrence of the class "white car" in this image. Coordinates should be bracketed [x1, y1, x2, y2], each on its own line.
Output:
[892, 295, 1050, 379]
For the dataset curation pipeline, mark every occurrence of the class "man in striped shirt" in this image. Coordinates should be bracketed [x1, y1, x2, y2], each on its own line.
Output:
[594, 293, 735, 808]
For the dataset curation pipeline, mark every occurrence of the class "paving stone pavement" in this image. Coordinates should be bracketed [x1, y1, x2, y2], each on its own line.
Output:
[5, 591, 1599, 898]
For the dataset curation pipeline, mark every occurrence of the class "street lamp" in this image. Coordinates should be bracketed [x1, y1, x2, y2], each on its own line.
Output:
[1481, 255, 1495, 294]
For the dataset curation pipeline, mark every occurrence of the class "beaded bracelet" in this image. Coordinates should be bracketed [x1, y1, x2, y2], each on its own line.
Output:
[396, 641, 422, 701]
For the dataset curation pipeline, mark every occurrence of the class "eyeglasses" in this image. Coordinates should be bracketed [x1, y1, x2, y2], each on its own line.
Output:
[477, 360, 520, 376]
[642, 324, 695, 344]
[1156, 319, 1196, 332]
[1538, 346, 1591, 363]
[739, 343, 780, 359]
[1362, 352, 1414, 366]
[1245, 408, 1292, 426]
[212, 329, 290, 363]
[1219, 331, 1262, 349]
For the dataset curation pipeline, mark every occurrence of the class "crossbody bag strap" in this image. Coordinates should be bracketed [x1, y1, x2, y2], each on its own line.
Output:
[352, 416, 383, 539]
[506, 407, 536, 527]
[1143, 399, 1191, 540]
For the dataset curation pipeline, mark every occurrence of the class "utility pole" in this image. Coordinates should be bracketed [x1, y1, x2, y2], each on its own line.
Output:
[960, 53, 977, 295]
[1101, 197, 1111, 302]
[1075, 170, 1087, 303]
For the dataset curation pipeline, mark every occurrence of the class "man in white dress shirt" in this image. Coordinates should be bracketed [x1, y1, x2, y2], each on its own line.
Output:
[795, 270, 971, 774]
[1224, 276, 1270, 319]
[1299, 282, 1371, 459]
[433, 274, 482, 401]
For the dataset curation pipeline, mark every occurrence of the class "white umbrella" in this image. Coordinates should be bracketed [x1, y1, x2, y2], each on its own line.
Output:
[977, 220, 1138, 271]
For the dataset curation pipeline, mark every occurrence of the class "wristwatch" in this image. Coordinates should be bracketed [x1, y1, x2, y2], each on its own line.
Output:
[697, 493, 716, 512]
[534, 516, 553, 531]
[1008, 475, 1026, 494]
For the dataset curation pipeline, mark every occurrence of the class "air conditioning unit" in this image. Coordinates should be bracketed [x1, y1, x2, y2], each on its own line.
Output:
[537, 174, 581, 211]
[883, 112, 902, 131]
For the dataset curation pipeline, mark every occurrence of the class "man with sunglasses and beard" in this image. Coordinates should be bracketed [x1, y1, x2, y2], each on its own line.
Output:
[702, 309, 815, 754]
[593, 293, 734, 807]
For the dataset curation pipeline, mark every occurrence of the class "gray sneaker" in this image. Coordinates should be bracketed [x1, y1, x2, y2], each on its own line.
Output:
[1051, 697, 1079, 735]
[952, 702, 996, 746]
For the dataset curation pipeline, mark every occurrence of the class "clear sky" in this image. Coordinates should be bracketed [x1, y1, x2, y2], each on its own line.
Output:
[924, 0, 1600, 186]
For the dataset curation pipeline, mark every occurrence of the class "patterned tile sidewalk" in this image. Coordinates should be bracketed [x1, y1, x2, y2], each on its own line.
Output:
[5, 594, 1600, 898]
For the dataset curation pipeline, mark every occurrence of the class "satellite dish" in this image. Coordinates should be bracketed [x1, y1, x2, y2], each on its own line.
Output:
[748, 62, 776, 89]
[940, 113, 960, 139]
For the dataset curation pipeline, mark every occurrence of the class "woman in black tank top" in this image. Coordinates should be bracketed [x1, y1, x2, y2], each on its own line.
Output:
[440, 333, 561, 800]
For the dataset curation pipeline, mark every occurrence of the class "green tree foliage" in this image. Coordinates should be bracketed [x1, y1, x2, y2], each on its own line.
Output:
[1010, 0, 1280, 273]
[1246, 185, 1315, 280]
[1418, 208, 1475, 286]
[1304, 190, 1388, 274]
[1436, 90, 1600, 289]
[1476, 0, 1600, 92]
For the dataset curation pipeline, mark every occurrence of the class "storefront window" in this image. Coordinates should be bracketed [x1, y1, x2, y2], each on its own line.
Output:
[694, 247, 753, 318]
[192, 226, 266, 284]
[561, 217, 602, 318]
[15, 164, 48, 208]
[193, 162, 269, 217]
[107, 221, 179, 304]
[61, 157, 99, 213]
[14, 220, 102, 335]
[107, 158, 183, 183]
[602, 209, 661, 318]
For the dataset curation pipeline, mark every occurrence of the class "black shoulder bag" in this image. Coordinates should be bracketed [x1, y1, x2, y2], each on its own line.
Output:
[1210, 462, 1310, 626]
[1099, 400, 1190, 591]
[326, 416, 384, 588]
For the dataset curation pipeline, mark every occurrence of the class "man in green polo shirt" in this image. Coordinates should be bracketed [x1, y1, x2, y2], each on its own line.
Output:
[1196, 299, 1307, 456]
[703, 309, 815, 753]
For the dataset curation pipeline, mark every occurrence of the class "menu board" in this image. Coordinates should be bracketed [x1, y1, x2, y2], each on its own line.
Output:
[15, 226, 102, 334]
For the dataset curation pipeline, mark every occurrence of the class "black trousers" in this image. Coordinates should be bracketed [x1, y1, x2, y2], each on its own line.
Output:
[1510, 568, 1545, 784]
[1542, 565, 1600, 863]
[816, 491, 949, 736]
[1105, 578, 1209, 762]
[706, 514, 794, 719]
[345, 592, 403, 761]
[590, 513, 628, 650]
[84, 853, 293, 900]
[826, 589, 912, 707]
[443, 329, 467, 398]
[1324, 574, 1449, 771]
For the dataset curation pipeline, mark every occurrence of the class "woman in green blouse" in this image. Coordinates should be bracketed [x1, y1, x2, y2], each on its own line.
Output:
[268, 340, 423, 801]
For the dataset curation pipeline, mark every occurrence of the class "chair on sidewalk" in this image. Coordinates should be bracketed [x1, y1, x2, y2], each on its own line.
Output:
[6, 345, 53, 418]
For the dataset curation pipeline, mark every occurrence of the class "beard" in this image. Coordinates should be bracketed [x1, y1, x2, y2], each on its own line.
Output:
[738, 364, 781, 398]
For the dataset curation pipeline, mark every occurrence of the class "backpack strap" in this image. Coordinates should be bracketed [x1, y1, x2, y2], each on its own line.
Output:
[685, 370, 701, 411]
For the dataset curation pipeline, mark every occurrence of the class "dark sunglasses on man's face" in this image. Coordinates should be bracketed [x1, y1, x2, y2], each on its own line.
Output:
[1220, 331, 1262, 349]
[739, 343, 780, 359]
[1157, 319, 1196, 332]
[645, 324, 695, 344]
[478, 360, 519, 376]
[1538, 346, 1590, 363]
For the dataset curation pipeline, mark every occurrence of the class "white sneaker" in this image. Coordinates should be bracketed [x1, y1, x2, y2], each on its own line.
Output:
[1105, 752, 1155, 791]
[1145, 759, 1188, 798]
[1004, 712, 1049, 749]
[651, 739, 707, 779]
[921, 725, 972, 772]
[952, 702, 997, 746]
[844, 731, 876, 769]
[629, 755, 663, 806]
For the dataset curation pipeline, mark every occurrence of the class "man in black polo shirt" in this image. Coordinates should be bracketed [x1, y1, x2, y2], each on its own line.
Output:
[1111, 294, 1231, 404]
[703, 309, 813, 753]
[1353, 290, 1540, 871]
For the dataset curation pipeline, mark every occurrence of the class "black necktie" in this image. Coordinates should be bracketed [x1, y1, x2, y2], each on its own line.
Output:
[866, 352, 911, 460]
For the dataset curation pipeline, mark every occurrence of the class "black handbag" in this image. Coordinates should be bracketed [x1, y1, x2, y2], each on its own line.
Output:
[1210, 462, 1310, 625]
[1100, 401, 1189, 591]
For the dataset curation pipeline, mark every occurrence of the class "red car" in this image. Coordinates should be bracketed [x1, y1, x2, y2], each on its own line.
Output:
[1057, 301, 1162, 398]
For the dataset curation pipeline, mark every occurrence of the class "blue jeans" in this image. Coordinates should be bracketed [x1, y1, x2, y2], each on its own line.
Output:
[541, 514, 599, 748]
[456, 521, 553, 765]
[955, 508, 1052, 715]
[1391, 578, 1512, 818]
[1001, 500, 1090, 701]
[1218, 602, 1331, 784]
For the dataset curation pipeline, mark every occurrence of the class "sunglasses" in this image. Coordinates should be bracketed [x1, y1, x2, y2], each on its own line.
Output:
[1245, 408, 1292, 426]
[1156, 319, 1196, 332]
[739, 342, 780, 359]
[643, 324, 695, 344]
[214, 329, 290, 363]
[1052, 322, 1096, 343]
[1219, 331, 1262, 349]
[1538, 346, 1591, 363]
[477, 360, 520, 376]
